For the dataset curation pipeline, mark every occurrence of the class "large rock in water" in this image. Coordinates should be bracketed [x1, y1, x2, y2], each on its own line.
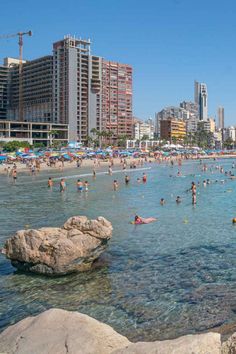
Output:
[3, 216, 112, 275]
[0, 309, 222, 354]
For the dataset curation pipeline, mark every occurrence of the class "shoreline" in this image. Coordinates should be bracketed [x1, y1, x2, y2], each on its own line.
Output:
[0, 154, 236, 176]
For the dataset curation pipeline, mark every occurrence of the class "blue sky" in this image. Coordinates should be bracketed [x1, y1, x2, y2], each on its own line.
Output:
[1, 0, 236, 125]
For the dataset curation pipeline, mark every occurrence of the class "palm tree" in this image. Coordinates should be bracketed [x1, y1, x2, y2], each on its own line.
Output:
[48, 130, 59, 147]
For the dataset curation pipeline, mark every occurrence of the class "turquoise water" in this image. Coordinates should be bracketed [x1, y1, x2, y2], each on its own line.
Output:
[1, 159, 236, 341]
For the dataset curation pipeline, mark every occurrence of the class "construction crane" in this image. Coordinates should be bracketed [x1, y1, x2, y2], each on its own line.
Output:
[0, 31, 32, 121]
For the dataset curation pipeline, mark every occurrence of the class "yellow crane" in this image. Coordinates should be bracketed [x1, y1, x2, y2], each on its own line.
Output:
[0, 31, 32, 121]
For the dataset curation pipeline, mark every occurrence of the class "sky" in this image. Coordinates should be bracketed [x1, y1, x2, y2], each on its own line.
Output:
[1, 0, 236, 125]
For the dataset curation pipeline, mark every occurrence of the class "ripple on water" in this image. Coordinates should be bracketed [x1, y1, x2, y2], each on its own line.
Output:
[1, 160, 236, 341]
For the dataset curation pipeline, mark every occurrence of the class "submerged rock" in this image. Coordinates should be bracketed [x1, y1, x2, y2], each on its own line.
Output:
[3, 216, 112, 275]
[0, 308, 222, 354]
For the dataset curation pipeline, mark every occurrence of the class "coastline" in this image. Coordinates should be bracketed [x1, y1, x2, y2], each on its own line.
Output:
[0, 154, 236, 176]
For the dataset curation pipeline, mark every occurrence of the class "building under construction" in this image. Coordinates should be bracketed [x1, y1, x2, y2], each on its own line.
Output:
[7, 56, 53, 123]
[0, 65, 8, 120]
[0, 35, 133, 142]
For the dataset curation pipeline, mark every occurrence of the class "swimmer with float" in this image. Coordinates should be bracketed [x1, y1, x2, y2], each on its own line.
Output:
[132, 215, 157, 225]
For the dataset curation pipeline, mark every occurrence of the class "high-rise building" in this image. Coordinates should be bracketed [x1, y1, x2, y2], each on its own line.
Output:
[0, 65, 9, 120]
[102, 61, 132, 140]
[53, 37, 103, 141]
[7, 55, 53, 122]
[1, 36, 133, 142]
[218, 106, 224, 129]
[194, 81, 208, 121]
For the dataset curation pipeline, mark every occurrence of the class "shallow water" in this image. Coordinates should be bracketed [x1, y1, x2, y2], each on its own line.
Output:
[1, 159, 236, 341]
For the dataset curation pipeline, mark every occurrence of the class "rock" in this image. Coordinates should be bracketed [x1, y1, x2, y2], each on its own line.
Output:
[3, 216, 112, 275]
[0, 309, 223, 354]
[113, 333, 221, 354]
[221, 332, 236, 353]
[0, 308, 130, 354]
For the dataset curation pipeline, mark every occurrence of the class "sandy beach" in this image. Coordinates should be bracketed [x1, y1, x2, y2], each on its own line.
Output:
[1, 153, 236, 176]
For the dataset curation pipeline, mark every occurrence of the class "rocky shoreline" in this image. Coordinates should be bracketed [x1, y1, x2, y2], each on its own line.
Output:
[1, 308, 236, 353]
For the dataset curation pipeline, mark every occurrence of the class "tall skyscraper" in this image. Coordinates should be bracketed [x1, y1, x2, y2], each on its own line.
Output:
[218, 106, 224, 129]
[194, 80, 200, 106]
[194, 81, 208, 121]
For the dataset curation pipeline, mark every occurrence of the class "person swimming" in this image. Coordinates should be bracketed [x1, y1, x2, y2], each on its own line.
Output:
[133, 215, 157, 224]
[160, 198, 165, 205]
[142, 173, 147, 183]
[176, 196, 181, 204]
[134, 215, 143, 224]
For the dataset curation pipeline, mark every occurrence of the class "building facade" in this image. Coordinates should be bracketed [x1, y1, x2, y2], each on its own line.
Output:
[133, 118, 154, 140]
[197, 118, 215, 133]
[218, 106, 224, 129]
[160, 119, 186, 142]
[102, 61, 132, 140]
[155, 106, 189, 138]
[223, 126, 236, 142]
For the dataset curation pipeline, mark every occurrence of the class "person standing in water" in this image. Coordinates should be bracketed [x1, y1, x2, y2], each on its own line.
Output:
[113, 180, 118, 191]
[93, 168, 96, 179]
[142, 173, 147, 183]
[12, 169, 17, 184]
[125, 175, 130, 185]
[84, 180, 89, 192]
[48, 177, 53, 188]
[191, 181, 197, 204]
[77, 179, 83, 192]
[60, 178, 66, 192]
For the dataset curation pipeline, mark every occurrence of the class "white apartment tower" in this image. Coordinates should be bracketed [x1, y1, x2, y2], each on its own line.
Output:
[194, 81, 208, 121]
[53, 36, 102, 141]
